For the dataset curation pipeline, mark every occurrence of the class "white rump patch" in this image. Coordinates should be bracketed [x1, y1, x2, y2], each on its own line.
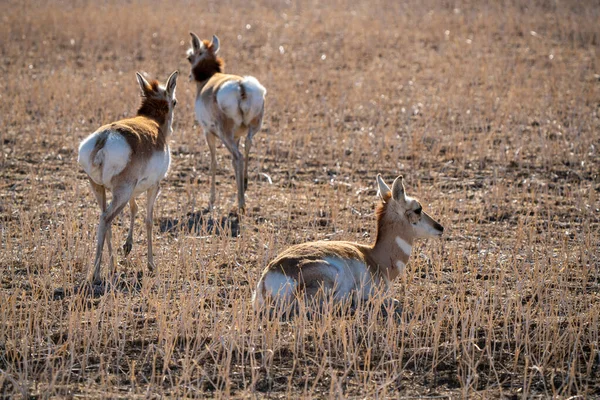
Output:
[99, 133, 132, 185]
[241, 76, 267, 97]
[216, 80, 244, 126]
[240, 76, 267, 126]
[214, 77, 266, 128]
[263, 272, 297, 302]
[395, 236, 412, 257]
[78, 131, 131, 187]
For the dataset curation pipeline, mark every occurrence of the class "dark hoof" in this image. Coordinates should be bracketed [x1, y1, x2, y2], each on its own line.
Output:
[147, 261, 156, 273]
[123, 241, 132, 256]
[75, 281, 108, 297]
[53, 287, 67, 300]
[380, 302, 404, 322]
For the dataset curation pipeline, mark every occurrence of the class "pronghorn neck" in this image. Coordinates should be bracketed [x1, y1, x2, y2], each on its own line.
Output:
[368, 195, 415, 281]
[137, 95, 172, 138]
[191, 56, 224, 84]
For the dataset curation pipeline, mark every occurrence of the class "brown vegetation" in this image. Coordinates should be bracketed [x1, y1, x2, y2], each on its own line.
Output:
[1, 0, 599, 397]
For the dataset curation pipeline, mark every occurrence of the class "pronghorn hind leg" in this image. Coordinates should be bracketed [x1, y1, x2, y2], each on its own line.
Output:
[303, 278, 337, 319]
[88, 179, 106, 284]
[206, 131, 218, 209]
[90, 183, 134, 285]
[221, 133, 245, 213]
[244, 112, 262, 191]
[380, 298, 403, 321]
[243, 134, 252, 191]
[145, 184, 160, 273]
[123, 198, 138, 256]
[88, 179, 116, 282]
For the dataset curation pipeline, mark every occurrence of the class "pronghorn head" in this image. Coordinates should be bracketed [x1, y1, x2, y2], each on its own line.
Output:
[187, 33, 224, 82]
[376, 174, 444, 239]
[136, 70, 179, 127]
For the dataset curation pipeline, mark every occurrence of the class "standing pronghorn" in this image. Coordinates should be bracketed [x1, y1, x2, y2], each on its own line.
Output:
[187, 32, 266, 213]
[78, 70, 179, 285]
[252, 174, 444, 313]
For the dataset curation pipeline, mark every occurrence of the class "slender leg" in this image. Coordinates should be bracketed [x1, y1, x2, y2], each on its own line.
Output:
[303, 280, 336, 319]
[206, 131, 218, 208]
[88, 180, 106, 282]
[123, 199, 138, 256]
[244, 107, 263, 191]
[233, 137, 243, 195]
[221, 134, 245, 212]
[145, 184, 160, 272]
[88, 180, 116, 277]
[89, 183, 134, 284]
[380, 298, 403, 320]
[243, 134, 252, 191]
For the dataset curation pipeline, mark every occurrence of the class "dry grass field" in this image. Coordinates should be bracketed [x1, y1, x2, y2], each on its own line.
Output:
[1, 0, 600, 398]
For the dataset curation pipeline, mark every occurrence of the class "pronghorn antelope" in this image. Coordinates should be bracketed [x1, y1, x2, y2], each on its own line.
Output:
[187, 32, 266, 213]
[78, 70, 179, 284]
[252, 174, 444, 314]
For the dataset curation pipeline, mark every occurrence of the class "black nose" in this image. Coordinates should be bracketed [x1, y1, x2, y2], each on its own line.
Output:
[436, 223, 444, 234]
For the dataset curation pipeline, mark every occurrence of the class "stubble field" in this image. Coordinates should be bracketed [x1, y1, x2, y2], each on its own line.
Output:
[1, 0, 599, 398]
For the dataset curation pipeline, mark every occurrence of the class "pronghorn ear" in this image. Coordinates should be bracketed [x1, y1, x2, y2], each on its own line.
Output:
[391, 175, 406, 201]
[135, 72, 152, 96]
[190, 32, 204, 52]
[211, 34, 220, 54]
[376, 174, 391, 202]
[166, 70, 179, 97]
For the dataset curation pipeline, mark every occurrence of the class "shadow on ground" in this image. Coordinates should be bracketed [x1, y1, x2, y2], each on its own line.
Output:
[158, 209, 240, 237]
[53, 270, 145, 300]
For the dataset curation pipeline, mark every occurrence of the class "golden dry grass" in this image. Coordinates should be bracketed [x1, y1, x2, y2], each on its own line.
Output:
[1, 0, 599, 398]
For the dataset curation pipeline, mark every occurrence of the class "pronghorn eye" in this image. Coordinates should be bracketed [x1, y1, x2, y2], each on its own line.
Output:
[172, 99, 177, 106]
[415, 207, 422, 215]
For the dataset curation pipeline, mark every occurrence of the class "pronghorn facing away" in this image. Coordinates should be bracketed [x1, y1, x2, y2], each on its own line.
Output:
[78, 71, 179, 285]
[252, 174, 444, 315]
[187, 32, 266, 213]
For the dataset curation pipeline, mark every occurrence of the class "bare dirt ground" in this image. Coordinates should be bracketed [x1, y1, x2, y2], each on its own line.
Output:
[1, 0, 599, 398]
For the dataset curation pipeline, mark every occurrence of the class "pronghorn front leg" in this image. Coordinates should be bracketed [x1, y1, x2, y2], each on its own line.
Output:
[206, 131, 217, 208]
[90, 184, 133, 285]
[145, 184, 160, 272]
[123, 199, 138, 256]
[381, 298, 403, 320]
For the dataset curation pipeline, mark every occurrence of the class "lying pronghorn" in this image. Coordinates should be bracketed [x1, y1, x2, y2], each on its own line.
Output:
[78, 70, 179, 284]
[187, 32, 266, 212]
[252, 174, 444, 315]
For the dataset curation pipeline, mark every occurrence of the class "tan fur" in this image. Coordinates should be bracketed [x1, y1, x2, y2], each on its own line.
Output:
[188, 33, 266, 212]
[254, 175, 444, 312]
[78, 71, 179, 285]
[101, 116, 166, 157]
